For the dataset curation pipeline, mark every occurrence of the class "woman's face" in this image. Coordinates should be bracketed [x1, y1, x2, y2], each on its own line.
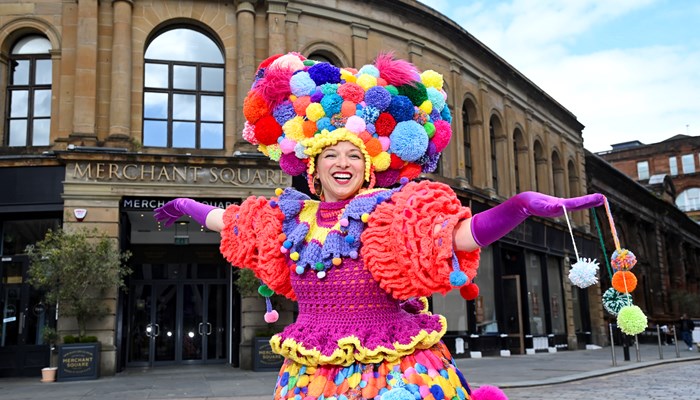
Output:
[315, 141, 366, 202]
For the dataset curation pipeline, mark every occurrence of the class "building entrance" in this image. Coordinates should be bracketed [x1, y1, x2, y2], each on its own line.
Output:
[126, 264, 229, 366]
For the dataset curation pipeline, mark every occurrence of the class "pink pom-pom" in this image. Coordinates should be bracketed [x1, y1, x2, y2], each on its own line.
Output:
[264, 310, 279, 323]
[242, 121, 258, 145]
[432, 120, 452, 152]
[373, 52, 420, 86]
[378, 136, 391, 151]
[471, 385, 508, 400]
[345, 115, 366, 134]
[279, 153, 307, 176]
[256, 67, 294, 108]
[279, 138, 297, 154]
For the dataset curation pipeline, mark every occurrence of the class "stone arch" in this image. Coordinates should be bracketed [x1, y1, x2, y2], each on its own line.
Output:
[551, 148, 565, 197]
[300, 41, 350, 67]
[0, 17, 61, 54]
[513, 125, 527, 192]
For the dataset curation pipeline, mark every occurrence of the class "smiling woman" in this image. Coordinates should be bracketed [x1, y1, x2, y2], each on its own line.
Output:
[153, 53, 604, 400]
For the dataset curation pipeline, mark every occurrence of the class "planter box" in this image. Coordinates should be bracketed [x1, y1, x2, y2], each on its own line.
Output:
[251, 337, 284, 372]
[57, 342, 100, 381]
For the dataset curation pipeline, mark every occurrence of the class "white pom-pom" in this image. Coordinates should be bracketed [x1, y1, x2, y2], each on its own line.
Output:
[568, 257, 599, 288]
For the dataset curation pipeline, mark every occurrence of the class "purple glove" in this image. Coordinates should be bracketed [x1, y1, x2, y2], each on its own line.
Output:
[471, 191, 605, 247]
[154, 198, 217, 228]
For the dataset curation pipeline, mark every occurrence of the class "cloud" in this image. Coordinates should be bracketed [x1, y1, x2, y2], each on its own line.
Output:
[418, 0, 700, 151]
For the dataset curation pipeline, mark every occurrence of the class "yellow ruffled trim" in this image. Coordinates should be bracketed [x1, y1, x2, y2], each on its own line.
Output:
[269, 314, 448, 367]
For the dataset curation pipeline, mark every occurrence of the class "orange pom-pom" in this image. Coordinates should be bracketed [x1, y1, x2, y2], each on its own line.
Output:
[340, 100, 357, 117]
[293, 96, 311, 116]
[364, 138, 383, 157]
[243, 92, 270, 124]
[460, 283, 480, 300]
[612, 270, 637, 293]
[302, 120, 317, 137]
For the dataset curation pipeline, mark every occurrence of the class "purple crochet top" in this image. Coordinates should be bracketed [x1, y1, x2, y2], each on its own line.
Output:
[269, 189, 447, 366]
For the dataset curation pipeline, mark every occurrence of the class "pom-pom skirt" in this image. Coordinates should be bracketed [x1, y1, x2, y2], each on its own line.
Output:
[273, 342, 472, 399]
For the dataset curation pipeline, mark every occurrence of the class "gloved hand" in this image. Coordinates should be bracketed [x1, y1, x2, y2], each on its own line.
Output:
[470, 191, 605, 247]
[154, 198, 217, 228]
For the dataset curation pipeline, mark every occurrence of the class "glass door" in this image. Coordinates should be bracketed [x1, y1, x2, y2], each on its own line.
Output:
[502, 274, 524, 354]
[127, 283, 177, 365]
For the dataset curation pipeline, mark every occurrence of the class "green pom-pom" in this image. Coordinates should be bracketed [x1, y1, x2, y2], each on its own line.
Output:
[602, 287, 632, 316]
[617, 305, 647, 335]
[257, 284, 274, 297]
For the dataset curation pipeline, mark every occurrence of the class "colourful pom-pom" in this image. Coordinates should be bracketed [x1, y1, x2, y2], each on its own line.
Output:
[306, 103, 326, 122]
[611, 248, 637, 271]
[471, 385, 508, 400]
[356, 73, 378, 90]
[420, 70, 444, 90]
[432, 120, 452, 152]
[361, 213, 370, 223]
[602, 287, 631, 316]
[243, 91, 270, 124]
[289, 252, 299, 261]
[314, 262, 324, 271]
[460, 283, 480, 301]
[617, 305, 648, 335]
[258, 284, 274, 297]
[612, 270, 637, 293]
[295, 265, 304, 275]
[279, 152, 307, 176]
[308, 62, 341, 85]
[375, 112, 397, 136]
[449, 270, 467, 286]
[275, 188, 284, 196]
[390, 120, 429, 162]
[316, 270, 327, 279]
[332, 257, 342, 266]
[337, 82, 365, 103]
[264, 310, 279, 323]
[365, 86, 392, 111]
[387, 95, 415, 122]
[345, 115, 366, 133]
[339, 218, 349, 227]
[397, 81, 428, 106]
[381, 387, 414, 400]
[568, 258, 599, 288]
[282, 240, 293, 249]
[254, 115, 283, 145]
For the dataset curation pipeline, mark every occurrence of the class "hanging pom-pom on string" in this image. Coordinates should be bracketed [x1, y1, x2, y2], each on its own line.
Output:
[568, 258, 599, 288]
[617, 305, 647, 335]
[602, 287, 632, 316]
[561, 204, 597, 288]
[259, 283, 279, 323]
[460, 283, 480, 301]
[611, 270, 637, 293]
[611, 248, 637, 271]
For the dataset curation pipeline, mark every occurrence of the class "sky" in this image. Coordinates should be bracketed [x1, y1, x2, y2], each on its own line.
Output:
[418, 0, 700, 152]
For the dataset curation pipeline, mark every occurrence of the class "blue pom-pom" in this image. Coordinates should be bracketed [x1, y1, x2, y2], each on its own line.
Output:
[273, 101, 296, 126]
[426, 87, 445, 112]
[289, 71, 316, 97]
[269, 200, 278, 208]
[399, 177, 409, 185]
[450, 270, 467, 286]
[320, 93, 343, 116]
[316, 117, 333, 132]
[365, 86, 392, 110]
[345, 235, 355, 243]
[381, 387, 414, 400]
[358, 64, 380, 78]
[440, 104, 452, 123]
[387, 95, 415, 122]
[390, 120, 429, 162]
[283, 240, 293, 249]
[308, 62, 341, 85]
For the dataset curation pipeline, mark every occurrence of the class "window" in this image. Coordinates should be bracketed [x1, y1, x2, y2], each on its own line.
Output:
[636, 161, 649, 180]
[676, 188, 700, 212]
[462, 102, 472, 182]
[490, 123, 497, 190]
[682, 154, 695, 174]
[6, 35, 52, 147]
[143, 28, 225, 149]
[669, 157, 678, 176]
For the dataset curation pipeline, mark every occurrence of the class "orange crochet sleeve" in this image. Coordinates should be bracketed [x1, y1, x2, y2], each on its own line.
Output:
[361, 180, 480, 300]
[219, 196, 296, 300]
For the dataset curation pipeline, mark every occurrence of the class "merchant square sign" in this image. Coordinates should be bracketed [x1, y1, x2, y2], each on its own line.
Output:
[67, 162, 290, 188]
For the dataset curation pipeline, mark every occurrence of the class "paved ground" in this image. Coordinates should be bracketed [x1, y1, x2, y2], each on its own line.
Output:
[0, 344, 698, 399]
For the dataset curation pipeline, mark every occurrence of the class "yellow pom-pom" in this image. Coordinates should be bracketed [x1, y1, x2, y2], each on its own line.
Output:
[340, 69, 357, 83]
[419, 100, 433, 115]
[420, 70, 444, 90]
[275, 188, 284, 196]
[371, 151, 391, 172]
[332, 257, 342, 266]
[283, 116, 306, 141]
[361, 213, 369, 223]
[356, 74, 378, 90]
[290, 252, 299, 261]
[258, 144, 269, 156]
[306, 103, 326, 122]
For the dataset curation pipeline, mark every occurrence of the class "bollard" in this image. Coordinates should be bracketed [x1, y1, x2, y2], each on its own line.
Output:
[609, 323, 617, 366]
[547, 333, 557, 353]
[673, 325, 680, 358]
[622, 333, 631, 361]
[525, 334, 535, 355]
[469, 334, 482, 358]
[500, 334, 511, 357]
[657, 325, 663, 360]
[634, 335, 641, 362]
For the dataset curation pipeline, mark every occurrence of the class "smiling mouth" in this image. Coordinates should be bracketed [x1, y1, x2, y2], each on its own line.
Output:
[332, 172, 353, 182]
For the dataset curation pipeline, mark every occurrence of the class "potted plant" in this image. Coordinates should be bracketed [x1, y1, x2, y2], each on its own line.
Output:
[27, 228, 131, 381]
[40, 326, 59, 382]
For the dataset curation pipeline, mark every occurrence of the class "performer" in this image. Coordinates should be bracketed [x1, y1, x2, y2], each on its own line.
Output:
[155, 53, 603, 400]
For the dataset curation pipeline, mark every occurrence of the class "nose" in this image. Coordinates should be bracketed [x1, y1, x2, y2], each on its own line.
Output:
[337, 154, 350, 168]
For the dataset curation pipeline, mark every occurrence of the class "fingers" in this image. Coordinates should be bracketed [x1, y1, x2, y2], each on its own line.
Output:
[563, 193, 605, 211]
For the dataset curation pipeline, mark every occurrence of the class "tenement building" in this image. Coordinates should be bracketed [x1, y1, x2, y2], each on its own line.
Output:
[1, 0, 601, 377]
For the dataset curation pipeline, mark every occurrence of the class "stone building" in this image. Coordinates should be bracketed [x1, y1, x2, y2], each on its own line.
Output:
[586, 150, 700, 325]
[0, 0, 601, 377]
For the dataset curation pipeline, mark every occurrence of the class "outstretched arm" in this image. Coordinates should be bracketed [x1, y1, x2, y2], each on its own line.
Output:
[452, 191, 605, 252]
[154, 198, 225, 232]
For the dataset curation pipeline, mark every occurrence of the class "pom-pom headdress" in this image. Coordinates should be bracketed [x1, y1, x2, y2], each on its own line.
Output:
[242, 52, 452, 187]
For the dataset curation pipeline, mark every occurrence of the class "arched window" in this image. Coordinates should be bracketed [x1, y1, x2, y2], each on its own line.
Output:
[513, 128, 525, 193]
[676, 188, 700, 212]
[6, 35, 52, 147]
[462, 100, 473, 182]
[143, 27, 225, 149]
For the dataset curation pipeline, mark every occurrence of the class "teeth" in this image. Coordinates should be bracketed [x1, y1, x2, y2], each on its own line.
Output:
[333, 172, 352, 180]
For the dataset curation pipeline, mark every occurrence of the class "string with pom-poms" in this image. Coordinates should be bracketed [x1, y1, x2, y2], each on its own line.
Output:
[594, 197, 647, 335]
[562, 204, 600, 288]
[258, 283, 279, 323]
